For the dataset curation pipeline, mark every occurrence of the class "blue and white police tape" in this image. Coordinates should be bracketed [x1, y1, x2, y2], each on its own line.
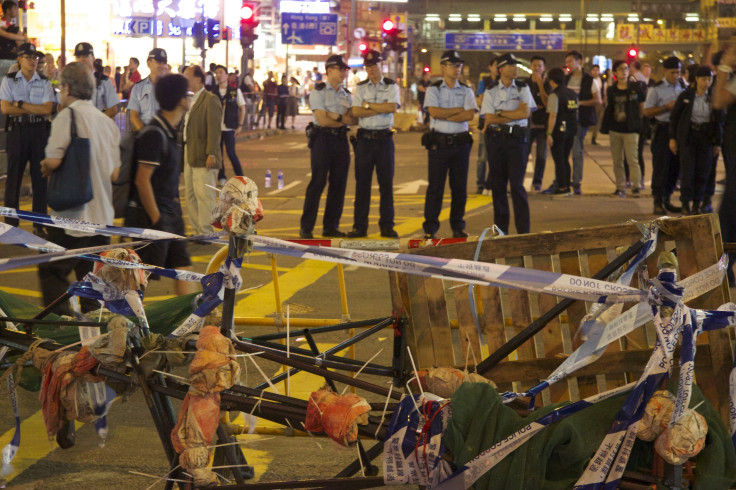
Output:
[0, 222, 64, 252]
[250, 236, 647, 304]
[434, 381, 637, 490]
[0, 207, 183, 240]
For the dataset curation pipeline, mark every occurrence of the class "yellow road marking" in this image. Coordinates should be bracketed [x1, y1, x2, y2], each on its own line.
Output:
[0, 267, 37, 275]
[0, 287, 41, 298]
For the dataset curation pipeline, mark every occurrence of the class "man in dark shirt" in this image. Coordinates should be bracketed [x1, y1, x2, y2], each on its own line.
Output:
[528, 55, 549, 191]
[124, 73, 197, 295]
[416, 70, 431, 125]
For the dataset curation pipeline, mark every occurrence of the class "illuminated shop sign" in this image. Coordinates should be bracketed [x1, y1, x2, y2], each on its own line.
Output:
[112, 0, 221, 37]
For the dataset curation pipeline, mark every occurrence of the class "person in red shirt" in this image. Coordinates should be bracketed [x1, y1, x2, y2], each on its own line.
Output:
[120, 57, 140, 99]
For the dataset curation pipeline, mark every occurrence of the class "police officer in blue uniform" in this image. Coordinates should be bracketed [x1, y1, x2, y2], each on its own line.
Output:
[299, 54, 356, 239]
[128, 48, 169, 131]
[0, 43, 55, 229]
[644, 56, 685, 214]
[422, 50, 477, 239]
[481, 53, 537, 235]
[347, 50, 400, 238]
[73, 42, 119, 118]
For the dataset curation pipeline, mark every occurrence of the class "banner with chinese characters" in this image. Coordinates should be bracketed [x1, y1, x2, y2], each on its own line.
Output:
[111, 0, 222, 38]
[617, 24, 709, 43]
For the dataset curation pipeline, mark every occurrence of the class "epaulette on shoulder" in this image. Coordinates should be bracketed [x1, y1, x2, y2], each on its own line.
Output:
[6, 71, 17, 78]
[431, 79, 443, 87]
[383, 77, 396, 85]
[315, 82, 326, 90]
[357, 79, 369, 86]
[458, 81, 469, 88]
[515, 79, 528, 87]
[134, 77, 147, 86]
[654, 80, 664, 87]
[344, 87, 351, 94]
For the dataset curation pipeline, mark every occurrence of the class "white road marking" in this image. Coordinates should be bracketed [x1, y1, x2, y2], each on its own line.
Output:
[395, 179, 429, 194]
[267, 181, 303, 195]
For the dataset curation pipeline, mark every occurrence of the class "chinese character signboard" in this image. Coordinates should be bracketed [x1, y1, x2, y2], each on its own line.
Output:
[444, 33, 563, 51]
[111, 0, 221, 38]
[281, 13, 338, 45]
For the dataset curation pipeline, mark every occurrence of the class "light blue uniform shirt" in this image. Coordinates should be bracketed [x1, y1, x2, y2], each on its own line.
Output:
[127, 77, 159, 125]
[309, 82, 352, 127]
[424, 79, 477, 134]
[93, 76, 120, 112]
[644, 79, 684, 123]
[481, 79, 537, 128]
[0, 70, 55, 106]
[352, 77, 400, 130]
[691, 92, 711, 124]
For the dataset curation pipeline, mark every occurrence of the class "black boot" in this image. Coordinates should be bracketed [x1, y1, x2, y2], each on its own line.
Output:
[663, 196, 682, 213]
[653, 196, 666, 215]
[691, 200, 701, 215]
[681, 200, 691, 215]
[701, 196, 714, 213]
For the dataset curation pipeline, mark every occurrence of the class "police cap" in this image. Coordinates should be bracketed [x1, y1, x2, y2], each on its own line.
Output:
[363, 50, 382, 67]
[662, 56, 681, 70]
[497, 53, 518, 69]
[148, 48, 168, 63]
[325, 54, 349, 70]
[16, 43, 37, 57]
[440, 50, 464, 64]
[74, 42, 94, 57]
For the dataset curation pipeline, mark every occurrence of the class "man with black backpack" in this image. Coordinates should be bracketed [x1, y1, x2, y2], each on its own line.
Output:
[123, 74, 197, 295]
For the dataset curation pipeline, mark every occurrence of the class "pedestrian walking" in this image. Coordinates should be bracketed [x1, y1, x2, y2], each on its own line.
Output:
[481, 53, 536, 235]
[183, 64, 222, 235]
[38, 62, 121, 314]
[286, 77, 300, 128]
[0, 43, 54, 231]
[545, 67, 578, 195]
[124, 74, 197, 295]
[213, 64, 245, 187]
[299, 55, 356, 239]
[347, 50, 400, 239]
[643, 56, 685, 214]
[421, 50, 477, 239]
[669, 65, 723, 215]
[277, 74, 289, 130]
[600, 60, 645, 197]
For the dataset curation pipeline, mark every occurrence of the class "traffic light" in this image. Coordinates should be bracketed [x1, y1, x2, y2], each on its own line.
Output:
[192, 21, 205, 49]
[240, 1, 259, 48]
[423, 66, 430, 73]
[627, 46, 638, 62]
[207, 18, 221, 48]
[381, 18, 407, 54]
[358, 42, 368, 54]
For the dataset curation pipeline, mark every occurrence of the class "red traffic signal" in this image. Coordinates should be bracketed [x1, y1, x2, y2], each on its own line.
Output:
[358, 42, 368, 53]
[423, 66, 430, 73]
[627, 47, 638, 59]
[241, 2, 259, 27]
[382, 19, 395, 32]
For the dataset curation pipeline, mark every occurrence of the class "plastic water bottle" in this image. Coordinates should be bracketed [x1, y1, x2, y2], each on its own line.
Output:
[277, 170, 284, 189]
[265, 169, 271, 188]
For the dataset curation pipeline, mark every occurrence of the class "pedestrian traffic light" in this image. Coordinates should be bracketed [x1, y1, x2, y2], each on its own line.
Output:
[207, 18, 221, 48]
[627, 46, 638, 61]
[240, 1, 259, 47]
[358, 42, 368, 54]
[381, 18, 407, 54]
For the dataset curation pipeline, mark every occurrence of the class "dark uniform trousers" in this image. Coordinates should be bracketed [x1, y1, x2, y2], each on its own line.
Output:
[38, 226, 110, 316]
[678, 127, 713, 203]
[550, 132, 576, 191]
[423, 143, 471, 236]
[486, 131, 531, 234]
[301, 131, 350, 233]
[353, 133, 394, 232]
[650, 124, 679, 198]
[4, 123, 49, 226]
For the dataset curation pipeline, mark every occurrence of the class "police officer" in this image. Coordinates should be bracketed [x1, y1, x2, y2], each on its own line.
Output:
[299, 54, 356, 239]
[72, 42, 119, 118]
[422, 50, 477, 239]
[644, 56, 685, 215]
[128, 48, 169, 131]
[347, 50, 400, 239]
[0, 43, 54, 230]
[481, 53, 536, 235]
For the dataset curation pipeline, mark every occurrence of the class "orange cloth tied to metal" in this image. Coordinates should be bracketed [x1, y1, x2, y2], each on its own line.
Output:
[304, 387, 371, 446]
[171, 326, 240, 486]
[33, 346, 103, 437]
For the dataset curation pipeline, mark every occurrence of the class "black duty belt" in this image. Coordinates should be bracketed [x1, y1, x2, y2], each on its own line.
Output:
[690, 122, 710, 132]
[357, 128, 393, 140]
[434, 131, 471, 147]
[8, 114, 48, 125]
[315, 125, 349, 138]
[486, 124, 527, 137]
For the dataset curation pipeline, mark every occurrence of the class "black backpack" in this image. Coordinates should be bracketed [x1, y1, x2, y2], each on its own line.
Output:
[112, 125, 168, 219]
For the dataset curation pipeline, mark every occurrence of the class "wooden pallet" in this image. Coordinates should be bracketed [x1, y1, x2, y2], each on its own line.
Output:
[388, 214, 733, 424]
